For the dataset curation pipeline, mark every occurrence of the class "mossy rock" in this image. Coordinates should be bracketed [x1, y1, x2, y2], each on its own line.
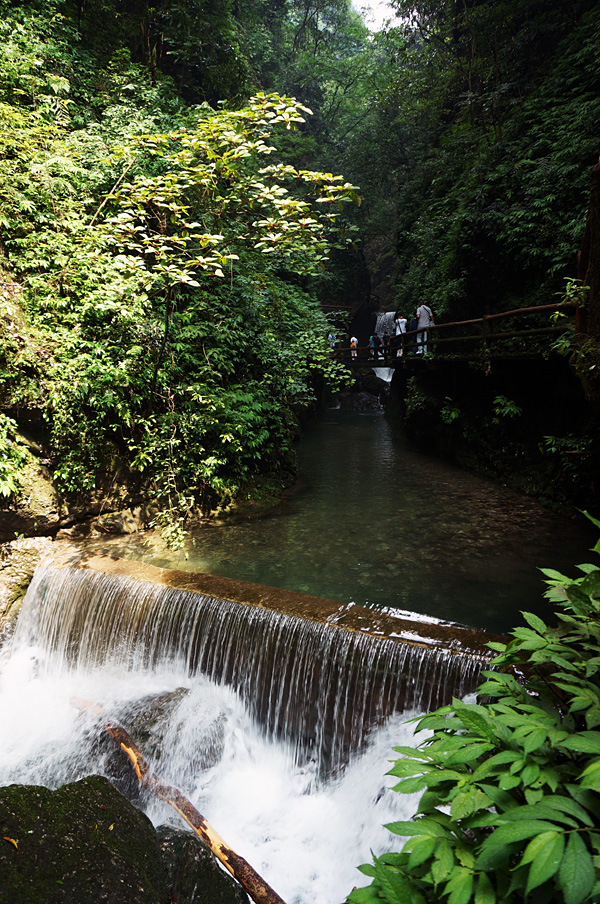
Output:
[0, 775, 168, 903]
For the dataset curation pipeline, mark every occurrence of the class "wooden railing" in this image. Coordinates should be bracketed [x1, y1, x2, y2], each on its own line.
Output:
[335, 301, 575, 366]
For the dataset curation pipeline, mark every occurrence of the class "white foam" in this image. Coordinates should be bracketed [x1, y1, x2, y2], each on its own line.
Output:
[0, 641, 421, 904]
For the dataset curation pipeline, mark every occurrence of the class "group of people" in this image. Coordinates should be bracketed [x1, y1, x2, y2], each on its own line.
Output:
[350, 303, 434, 360]
[395, 303, 435, 355]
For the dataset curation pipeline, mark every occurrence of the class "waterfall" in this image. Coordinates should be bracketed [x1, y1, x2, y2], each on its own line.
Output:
[0, 557, 494, 903]
[373, 311, 396, 382]
[11, 560, 487, 775]
[375, 311, 396, 337]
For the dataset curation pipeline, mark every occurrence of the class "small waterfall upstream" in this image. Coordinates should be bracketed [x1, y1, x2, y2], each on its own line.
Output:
[372, 311, 397, 382]
[0, 557, 494, 903]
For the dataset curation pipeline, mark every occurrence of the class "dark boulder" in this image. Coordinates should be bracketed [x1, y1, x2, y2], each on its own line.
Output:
[0, 775, 167, 903]
[158, 826, 250, 904]
[0, 776, 254, 904]
[337, 391, 383, 411]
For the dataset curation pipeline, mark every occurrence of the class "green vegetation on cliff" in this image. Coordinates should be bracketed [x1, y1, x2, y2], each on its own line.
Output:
[340, 0, 600, 318]
[1, 0, 599, 526]
[0, 0, 359, 529]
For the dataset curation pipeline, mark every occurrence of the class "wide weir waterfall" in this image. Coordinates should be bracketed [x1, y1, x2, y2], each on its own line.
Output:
[0, 554, 494, 903]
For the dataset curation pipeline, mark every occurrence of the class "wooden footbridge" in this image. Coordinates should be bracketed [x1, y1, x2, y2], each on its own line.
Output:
[335, 301, 576, 368]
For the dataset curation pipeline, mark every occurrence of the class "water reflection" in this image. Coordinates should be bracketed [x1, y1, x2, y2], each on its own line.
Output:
[115, 411, 595, 634]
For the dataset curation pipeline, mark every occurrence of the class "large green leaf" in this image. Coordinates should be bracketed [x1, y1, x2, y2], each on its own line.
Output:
[521, 830, 565, 894]
[558, 832, 596, 904]
[559, 732, 600, 754]
[476, 820, 560, 869]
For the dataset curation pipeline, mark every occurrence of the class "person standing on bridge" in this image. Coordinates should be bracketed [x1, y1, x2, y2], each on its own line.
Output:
[350, 336, 358, 359]
[394, 313, 407, 356]
[415, 303, 435, 354]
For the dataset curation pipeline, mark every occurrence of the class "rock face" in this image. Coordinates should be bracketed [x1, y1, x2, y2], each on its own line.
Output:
[0, 443, 158, 543]
[0, 775, 167, 904]
[158, 827, 250, 904]
[0, 537, 55, 641]
[337, 390, 383, 411]
[0, 776, 251, 904]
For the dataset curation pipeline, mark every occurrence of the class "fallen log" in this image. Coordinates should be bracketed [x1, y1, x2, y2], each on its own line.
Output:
[71, 697, 286, 904]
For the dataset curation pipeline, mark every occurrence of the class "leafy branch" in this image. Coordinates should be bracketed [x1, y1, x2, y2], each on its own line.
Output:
[350, 515, 600, 904]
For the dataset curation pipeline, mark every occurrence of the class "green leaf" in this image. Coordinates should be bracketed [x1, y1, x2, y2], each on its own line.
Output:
[543, 795, 596, 827]
[357, 864, 378, 878]
[388, 760, 430, 778]
[559, 732, 600, 754]
[558, 832, 596, 904]
[451, 787, 493, 820]
[474, 872, 496, 904]
[431, 840, 455, 883]
[580, 572, 600, 597]
[452, 701, 497, 742]
[521, 830, 565, 894]
[348, 885, 380, 904]
[540, 568, 571, 582]
[476, 821, 560, 869]
[498, 772, 521, 791]
[522, 729, 548, 754]
[446, 868, 474, 904]
[392, 776, 430, 794]
[377, 865, 425, 904]
[446, 743, 494, 765]
[405, 836, 437, 868]
[580, 760, 600, 789]
[522, 763, 541, 786]
[385, 818, 450, 839]
[522, 611, 548, 633]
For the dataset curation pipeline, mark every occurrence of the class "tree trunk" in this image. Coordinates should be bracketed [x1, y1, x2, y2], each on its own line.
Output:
[72, 699, 287, 904]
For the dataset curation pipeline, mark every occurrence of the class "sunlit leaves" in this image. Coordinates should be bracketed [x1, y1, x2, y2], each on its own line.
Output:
[97, 93, 359, 290]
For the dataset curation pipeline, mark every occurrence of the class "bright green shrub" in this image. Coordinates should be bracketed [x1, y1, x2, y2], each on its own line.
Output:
[0, 414, 28, 499]
[351, 518, 600, 904]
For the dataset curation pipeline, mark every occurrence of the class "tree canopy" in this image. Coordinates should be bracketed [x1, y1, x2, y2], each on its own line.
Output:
[0, 0, 598, 523]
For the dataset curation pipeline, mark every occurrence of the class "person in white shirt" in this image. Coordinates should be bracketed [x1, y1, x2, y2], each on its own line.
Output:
[394, 314, 407, 356]
[415, 304, 434, 354]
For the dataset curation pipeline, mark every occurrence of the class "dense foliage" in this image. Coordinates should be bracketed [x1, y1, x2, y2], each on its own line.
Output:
[1, 0, 599, 522]
[350, 518, 600, 904]
[0, 0, 359, 527]
[336, 0, 600, 318]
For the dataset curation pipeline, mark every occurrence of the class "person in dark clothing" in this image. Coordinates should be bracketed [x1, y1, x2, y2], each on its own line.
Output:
[382, 331, 390, 359]
[408, 314, 418, 354]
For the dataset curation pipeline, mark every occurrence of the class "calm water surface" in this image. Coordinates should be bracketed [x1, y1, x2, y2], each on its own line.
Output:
[114, 410, 595, 634]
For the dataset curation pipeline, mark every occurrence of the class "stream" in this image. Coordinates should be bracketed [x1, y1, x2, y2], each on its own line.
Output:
[109, 409, 595, 635]
[0, 409, 595, 903]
